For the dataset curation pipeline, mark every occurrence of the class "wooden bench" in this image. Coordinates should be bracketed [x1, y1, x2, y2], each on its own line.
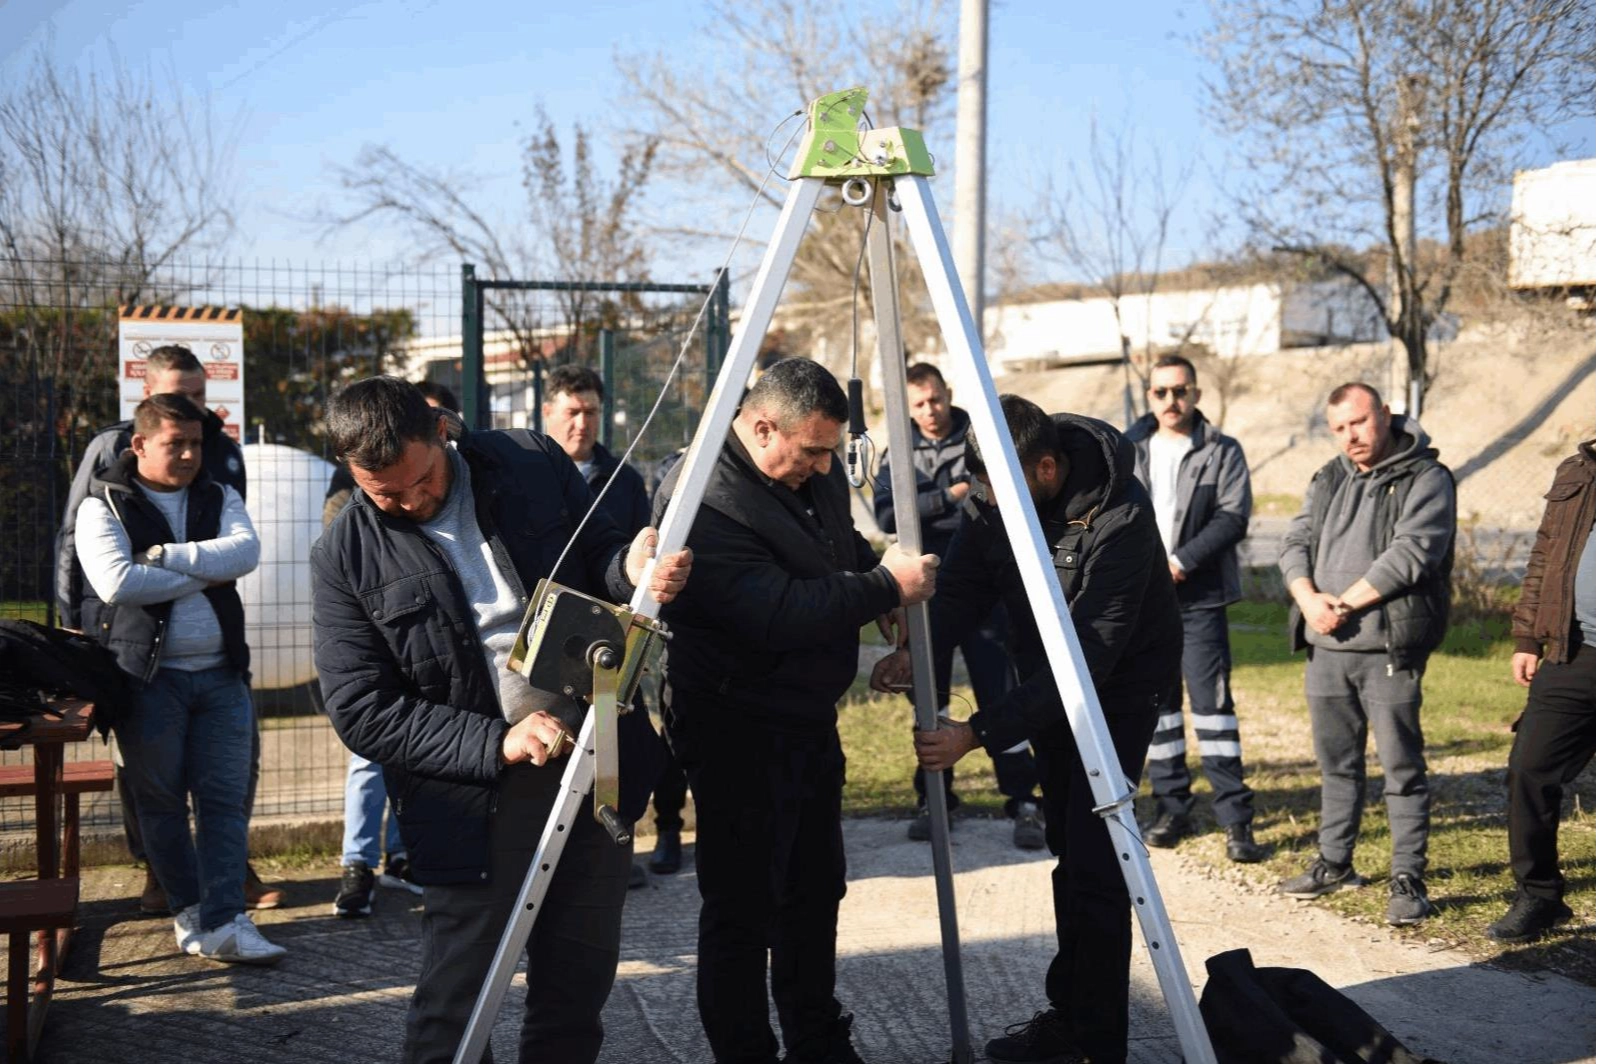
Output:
[0, 761, 115, 881]
[0, 878, 79, 1062]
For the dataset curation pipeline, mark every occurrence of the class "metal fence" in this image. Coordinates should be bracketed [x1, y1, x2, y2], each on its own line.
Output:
[0, 256, 725, 846]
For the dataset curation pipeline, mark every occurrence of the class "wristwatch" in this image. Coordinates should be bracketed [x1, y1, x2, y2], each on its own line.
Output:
[145, 544, 165, 568]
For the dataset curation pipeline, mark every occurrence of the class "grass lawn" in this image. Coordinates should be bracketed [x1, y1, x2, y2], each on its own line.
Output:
[1, 601, 49, 624]
[838, 602, 1595, 983]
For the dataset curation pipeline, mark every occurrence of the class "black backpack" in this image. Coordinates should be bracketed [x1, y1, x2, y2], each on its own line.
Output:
[0, 620, 129, 742]
[1200, 949, 1445, 1063]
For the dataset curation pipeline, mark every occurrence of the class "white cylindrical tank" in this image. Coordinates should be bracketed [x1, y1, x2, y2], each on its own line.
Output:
[238, 443, 336, 689]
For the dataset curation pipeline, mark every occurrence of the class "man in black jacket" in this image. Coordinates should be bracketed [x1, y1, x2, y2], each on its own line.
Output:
[872, 363, 1043, 849]
[310, 376, 690, 1064]
[877, 396, 1181, 1064]
[657, 358, 938, 1064]
[540, 364, 677, 884]
[53, 344, 276, 914]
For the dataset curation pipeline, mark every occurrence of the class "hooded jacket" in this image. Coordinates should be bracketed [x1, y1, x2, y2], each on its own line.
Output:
[57, 407, 246, 629]
[1279, 415, 1455, 667]
[931, 414, 1183, 754]
[310, 427, 645, 885]
[1512, 440, 1595, 665]
[872, 405, 974, 554]
[656, 432, 900, 733]
[1125, 409, 1252, 609]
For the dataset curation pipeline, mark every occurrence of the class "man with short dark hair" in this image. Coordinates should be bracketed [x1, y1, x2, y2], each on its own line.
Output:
[54, 343, 277, 914]
[658, 358, 938, 1064]
[872, 362, 1043, 849]
[75, 393, 283, 964]
[540, 363, 667, 886]
[877, 395, 1181, 1064]
[1277, 382, 1456, 926]
[1488, 440, 1594, 942]
[328, 379, 459, 918]
[311, 375, 690, 1063]
[1125, 354, 1264, 863]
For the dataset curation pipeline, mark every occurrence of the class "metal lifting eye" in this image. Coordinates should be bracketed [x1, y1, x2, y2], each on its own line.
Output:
[841, 176, 872, 206]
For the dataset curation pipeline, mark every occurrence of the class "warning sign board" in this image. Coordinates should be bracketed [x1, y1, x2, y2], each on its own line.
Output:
[118, 306, 246, 441]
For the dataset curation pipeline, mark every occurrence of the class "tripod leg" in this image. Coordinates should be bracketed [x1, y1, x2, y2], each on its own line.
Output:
[892, 174, 1218, 1064]
[865, 179, 974, 1064]
[629, 176, 827, 619]
[453, 709, 600, 1064]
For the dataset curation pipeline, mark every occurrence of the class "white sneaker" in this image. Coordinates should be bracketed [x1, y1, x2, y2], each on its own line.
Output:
[173, 904, 204, 956]
[196, 913, 287, 965]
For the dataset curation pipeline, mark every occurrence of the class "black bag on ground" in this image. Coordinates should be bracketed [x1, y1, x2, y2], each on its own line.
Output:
[1200, 948, 1445, 1064]
[0, 619, 130, 740]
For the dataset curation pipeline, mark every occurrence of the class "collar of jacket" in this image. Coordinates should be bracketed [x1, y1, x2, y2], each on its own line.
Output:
[91, 447, 215, 499]
[586, 441, 622, 480]
[1580, 439, 1595, 465]
[910, 405, 973, 450]
[1124, 408, 1216, 451]
[1048, 413, 1134, 528]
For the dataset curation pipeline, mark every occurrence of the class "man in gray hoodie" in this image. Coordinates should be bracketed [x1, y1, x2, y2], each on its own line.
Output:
[1277, 382, 1455, 926]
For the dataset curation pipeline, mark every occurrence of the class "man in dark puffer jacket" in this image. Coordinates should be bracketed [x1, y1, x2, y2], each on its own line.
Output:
[310, 376, 690, 1064]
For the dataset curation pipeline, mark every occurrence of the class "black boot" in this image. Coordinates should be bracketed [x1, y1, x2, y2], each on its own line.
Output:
[1143, 810, 1191, 848]
[1487, 891, 1573, 943]
[648, 830, 682, 874]
[1225, 822, 1266, 863]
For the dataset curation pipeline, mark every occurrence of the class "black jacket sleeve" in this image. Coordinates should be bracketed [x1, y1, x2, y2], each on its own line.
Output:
[969, 513, 1155, 753]
[688, 507, 899, 652]
[927, 508, 1003, 675]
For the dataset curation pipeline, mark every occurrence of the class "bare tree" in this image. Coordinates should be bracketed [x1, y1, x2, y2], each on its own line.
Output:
[0, 42, 237, 423]
[615, 0, 955, 377]
[323, 111, 657, 368]
[1202, 0, 1594, 418]
[1029, 115, 1196, 424]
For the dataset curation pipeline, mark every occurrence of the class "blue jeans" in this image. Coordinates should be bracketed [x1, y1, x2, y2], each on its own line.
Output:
[342, 752, 404, 868]
[115, 666, 253, 932]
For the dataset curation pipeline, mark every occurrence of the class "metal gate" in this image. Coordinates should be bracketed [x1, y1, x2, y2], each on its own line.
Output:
[458, 266, 730, 477]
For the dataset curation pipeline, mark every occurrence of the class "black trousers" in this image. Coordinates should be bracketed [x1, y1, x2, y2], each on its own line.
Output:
[403, 763, 631, 1064]
[1507, 642, 1595, 901]
[1035, 689, 1161, 1064]
[670, 704, 848, 1064]
[652, 723, 689, 834]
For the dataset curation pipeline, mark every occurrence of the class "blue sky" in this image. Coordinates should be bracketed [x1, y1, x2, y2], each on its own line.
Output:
[3, 0, 1591, 288]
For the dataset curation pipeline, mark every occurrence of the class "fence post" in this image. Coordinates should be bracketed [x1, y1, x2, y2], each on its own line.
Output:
[599, 328, 615, 450]
[461, 264, 487, 430]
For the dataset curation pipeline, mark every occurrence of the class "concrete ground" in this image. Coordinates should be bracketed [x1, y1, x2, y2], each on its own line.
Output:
[5, 816, 1592, 1064]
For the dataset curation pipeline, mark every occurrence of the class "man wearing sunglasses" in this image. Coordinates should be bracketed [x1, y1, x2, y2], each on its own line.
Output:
[1125, 355, 1265, 863]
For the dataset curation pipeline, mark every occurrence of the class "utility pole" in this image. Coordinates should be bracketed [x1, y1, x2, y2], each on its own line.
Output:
[953, 0, 989, 340]
[1391, 74, 1422, 418]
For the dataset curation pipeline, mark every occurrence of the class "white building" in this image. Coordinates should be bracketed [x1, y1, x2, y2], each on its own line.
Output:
[1509, 159, 1597, 291]
[981, 278, 1385, 371]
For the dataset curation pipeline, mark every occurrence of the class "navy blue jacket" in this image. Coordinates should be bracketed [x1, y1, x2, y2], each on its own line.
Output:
[310, 428, 644, 885]
[871, 406, 974, 555]
[583, 442, 651, 538]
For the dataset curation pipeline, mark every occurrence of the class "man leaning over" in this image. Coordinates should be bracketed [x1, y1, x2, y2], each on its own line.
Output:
[656, 358, 937, 1064]
[1276, 382, 1455, 926]
[877, 396, 1181, 1064]
[310, 376, 690, 1064]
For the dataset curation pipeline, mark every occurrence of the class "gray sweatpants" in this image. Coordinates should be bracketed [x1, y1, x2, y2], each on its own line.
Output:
[1305, 648, 1430, 877]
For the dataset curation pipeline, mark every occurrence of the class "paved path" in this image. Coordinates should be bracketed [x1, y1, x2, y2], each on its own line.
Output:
[7, 817, 1592, 1063]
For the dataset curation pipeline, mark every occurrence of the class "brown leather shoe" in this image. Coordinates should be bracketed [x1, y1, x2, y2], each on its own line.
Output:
[139, 867, 170, 916]
[244, 863, 284, 910]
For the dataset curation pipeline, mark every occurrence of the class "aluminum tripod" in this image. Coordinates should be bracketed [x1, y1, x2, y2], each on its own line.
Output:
[457, 87, 1216, 1064]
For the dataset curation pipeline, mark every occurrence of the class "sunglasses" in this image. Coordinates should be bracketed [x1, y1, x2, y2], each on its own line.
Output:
[1151, 386, 1192, 401]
